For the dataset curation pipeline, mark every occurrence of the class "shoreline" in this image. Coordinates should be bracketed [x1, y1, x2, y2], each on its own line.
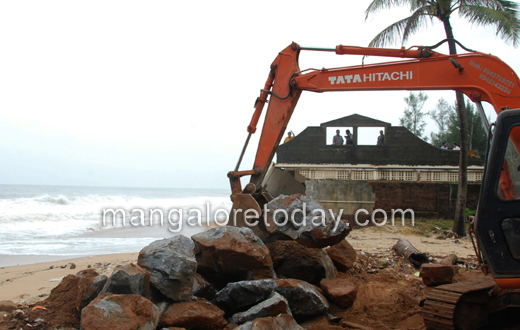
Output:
[0, 254, 88, 268]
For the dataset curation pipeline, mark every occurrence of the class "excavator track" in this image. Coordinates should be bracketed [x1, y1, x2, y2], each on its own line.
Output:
[423, 277, 496, 330]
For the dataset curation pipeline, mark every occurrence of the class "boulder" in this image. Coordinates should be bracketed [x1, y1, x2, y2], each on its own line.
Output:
[192, 226, 275, 288]
[158, 299, 226, 329]
[215, 279, 328, 318]
[267, 240, 335, 286]
[138, 235, 197, 301]
[192, 273, 217, 300]
[251, 194, 350, 248]
[420, 264, 457, 286]
[326, 240, 356, 272]
[228, 292, 291, 325]
[274, 279, 329, 318]
[234, 314, 303, 330]
[76, 269, 109, 310]
[100, 263, 150, 298]
[36, 269, 108, 328]
[81, 293, 161, 330]
[320, 278, 357, 308]
[215, 279, 279, 313]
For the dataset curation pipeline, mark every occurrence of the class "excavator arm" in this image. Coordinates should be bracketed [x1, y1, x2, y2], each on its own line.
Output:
[229, 42, 520, 196]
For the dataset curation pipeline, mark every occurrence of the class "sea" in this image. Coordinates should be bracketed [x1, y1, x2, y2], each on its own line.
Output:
[0, 185, 232, 257]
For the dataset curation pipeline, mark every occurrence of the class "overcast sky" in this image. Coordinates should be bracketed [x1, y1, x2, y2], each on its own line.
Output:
[0, 1, 518, 189]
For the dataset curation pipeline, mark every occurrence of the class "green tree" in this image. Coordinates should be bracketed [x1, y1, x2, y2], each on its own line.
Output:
[366, 0, 520, 236]
[429, 97, 452, 147]
[400, 92, 429, 140]
[445, 100, 487, 156]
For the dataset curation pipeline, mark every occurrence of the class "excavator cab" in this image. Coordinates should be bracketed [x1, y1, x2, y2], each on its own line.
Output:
[476, 108, 520, 288]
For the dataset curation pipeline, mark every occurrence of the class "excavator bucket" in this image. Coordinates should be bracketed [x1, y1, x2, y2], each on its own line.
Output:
[229, 183, 273, 228]
[230, 192, 261, 227]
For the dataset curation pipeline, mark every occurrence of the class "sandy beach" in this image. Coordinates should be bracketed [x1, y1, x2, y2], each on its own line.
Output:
[0, 223, 475, 306]
[347, 224, 477, 259]
[0, 253, 138, 305]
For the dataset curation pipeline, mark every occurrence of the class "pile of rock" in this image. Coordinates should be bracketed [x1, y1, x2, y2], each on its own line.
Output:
[1, 194, 358, 330]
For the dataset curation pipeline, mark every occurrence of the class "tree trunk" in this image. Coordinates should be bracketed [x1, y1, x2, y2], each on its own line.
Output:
[454, 91, 468, 236]
[443, 17, 467, 236]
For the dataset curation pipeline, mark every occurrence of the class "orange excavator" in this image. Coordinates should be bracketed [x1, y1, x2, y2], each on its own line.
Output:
[228, 42, 520, 329]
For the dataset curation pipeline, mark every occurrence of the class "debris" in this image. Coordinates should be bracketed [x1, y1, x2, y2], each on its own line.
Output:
[440, 254, 458, 266]
[393, 239, 429, 268]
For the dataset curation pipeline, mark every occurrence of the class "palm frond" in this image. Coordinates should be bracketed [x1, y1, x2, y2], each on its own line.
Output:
[368, 17, 412, 47]
[368, 13, 433, 47]
[411, 0, 432, 11]
[365, 0, 415, 20]
[402, 6, 437, 44]
[461, 0, 519, 11]
[459, 4, 520, 46]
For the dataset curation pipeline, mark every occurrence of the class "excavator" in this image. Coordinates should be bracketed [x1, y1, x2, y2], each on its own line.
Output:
[227, 41, 520, 329]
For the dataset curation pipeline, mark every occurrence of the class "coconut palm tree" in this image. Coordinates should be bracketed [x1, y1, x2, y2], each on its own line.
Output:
[366, 0, 520, 236]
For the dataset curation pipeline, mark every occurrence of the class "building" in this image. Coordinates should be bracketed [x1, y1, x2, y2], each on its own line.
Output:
[263, 114, 484, 218]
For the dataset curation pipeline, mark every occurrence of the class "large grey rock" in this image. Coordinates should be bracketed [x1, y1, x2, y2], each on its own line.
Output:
[80, 293, 161, 330]
[192, 226, 274, 288]
[234, 314, 304, 330]
[228, 292, 291, 325]
[215, 278, 328, 318]
[274, 279, 329, 318]
[100, 263, 150, 298]
[215, 279, 278, 313]
[253, 194, 350, 248]
[138, 235, 197, 301]
[76, 269, 108, 310]
[267, 240, 335, 286]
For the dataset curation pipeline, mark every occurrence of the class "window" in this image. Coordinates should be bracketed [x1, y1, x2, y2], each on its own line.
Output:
[326, 127, 353, 146]
[502, 218, 520, 260]
[497, 126, 520, 200]
[357, 127, 385, 146]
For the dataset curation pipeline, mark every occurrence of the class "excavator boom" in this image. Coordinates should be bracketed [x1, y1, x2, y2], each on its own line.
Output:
[229, 43, 520, 194]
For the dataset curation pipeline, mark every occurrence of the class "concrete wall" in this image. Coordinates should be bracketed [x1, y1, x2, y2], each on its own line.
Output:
[301, 179, 481, 219]
[263, 168, 306, 197]
[369, 181, 482, 218]
[305, 179, 375, 215]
